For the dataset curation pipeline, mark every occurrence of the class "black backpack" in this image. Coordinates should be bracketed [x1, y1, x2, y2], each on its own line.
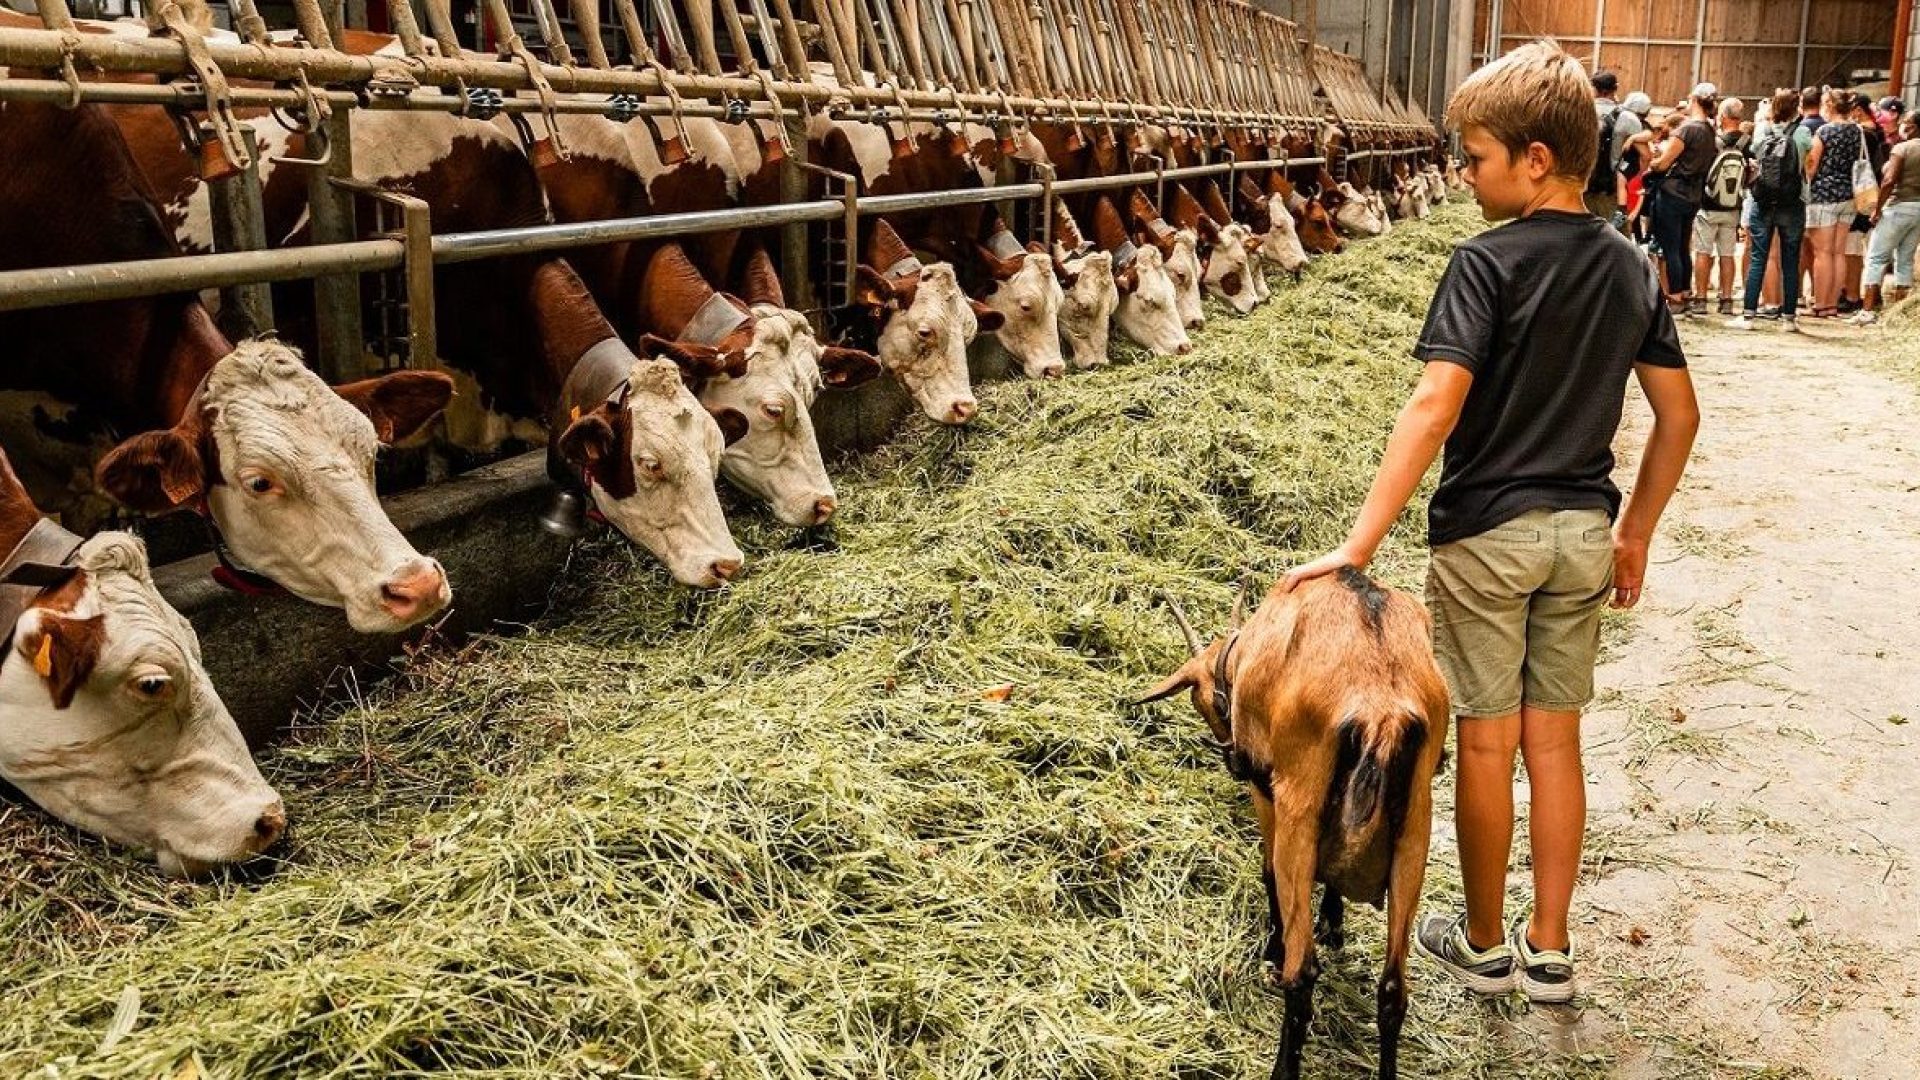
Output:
[1749, 129, 1800, 208]
[1589, 108, 1621, 194]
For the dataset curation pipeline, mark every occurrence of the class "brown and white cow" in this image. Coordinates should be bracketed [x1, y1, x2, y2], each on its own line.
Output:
[0, 95, 455, 633]
[973, 216, 1067, 380]
[1331, 181, 1388, 238]
[1185, 181, 1269, 310]
[1236, 176, 1312, 275]
[838, 220, 996, 425]
[1089, 196, 1192, 356]
[1126, 189, 1208, 329]
[1050, 202, 1119, 371]
[0, 445, 283, 877]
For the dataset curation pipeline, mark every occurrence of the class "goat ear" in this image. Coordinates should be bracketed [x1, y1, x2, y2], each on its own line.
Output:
[334, 369, 456, 445]
[95, 427, 207, 514]
[1132, 657, 1203, 707]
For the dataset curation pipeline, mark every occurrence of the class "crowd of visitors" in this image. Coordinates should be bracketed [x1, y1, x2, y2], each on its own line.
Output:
[1585, 69, 1916, 328]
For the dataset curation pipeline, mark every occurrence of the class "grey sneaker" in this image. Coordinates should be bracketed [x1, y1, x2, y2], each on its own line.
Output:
[1511, 921, 1576, 1003]
[1416, 912, 1516, 994]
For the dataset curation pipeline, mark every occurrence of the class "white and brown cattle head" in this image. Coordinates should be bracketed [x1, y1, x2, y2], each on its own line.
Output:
[1396, 176, 1432, 221]
[1093, 197, 1191, 356]
[975, 226, 1066, 380]
[1050, 202, 1118, 370]
[557, 353, 744, 586]
[94, 341, 453, 634]
[1331, 182, 1387, 238]
[0, 455, 282, 877]
[847, 221, 997, 425]
[1201, 219, 1263, 316]
[1256, 193, 1312, 274]
[1130, 190, 1207, 329]
[1422, 164, 1448, 205]
[643, 246, 866, 528]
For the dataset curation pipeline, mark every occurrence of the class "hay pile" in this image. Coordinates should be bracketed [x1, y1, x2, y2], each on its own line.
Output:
[1, 202, 1592, 1078]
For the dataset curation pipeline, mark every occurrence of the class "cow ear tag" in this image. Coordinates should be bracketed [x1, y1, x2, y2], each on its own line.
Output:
[32, 634, 53, 679]
[570, 405, 582, 423]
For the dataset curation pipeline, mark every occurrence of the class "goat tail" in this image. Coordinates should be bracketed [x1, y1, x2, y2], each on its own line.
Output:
[1337, 710, 1430, 839]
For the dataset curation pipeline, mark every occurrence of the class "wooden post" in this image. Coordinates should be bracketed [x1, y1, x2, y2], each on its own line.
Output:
[1591, 0, 1604, 72]
[1896, 0, 1915, 100]
[1689, 0, 1706, 85]
[208, 128, 275, 341]
[306, 109, 366, 383]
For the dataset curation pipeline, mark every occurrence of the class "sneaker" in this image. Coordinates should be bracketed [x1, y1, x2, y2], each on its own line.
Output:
[1687, 298, 1707, 318]
[1717, 298, 1734, 316]
[1725, 314, 1755, 330]
[1416, 912, 1516, 994]
[1757, 305, 1782, 318]
[1847, 309, 1879, 326]
[1781, 317, 1801, 333]
[1511, 921, 1576, 1003]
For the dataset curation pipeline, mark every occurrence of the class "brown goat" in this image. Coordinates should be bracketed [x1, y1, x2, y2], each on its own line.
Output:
[1138, 568, 1450, 1080]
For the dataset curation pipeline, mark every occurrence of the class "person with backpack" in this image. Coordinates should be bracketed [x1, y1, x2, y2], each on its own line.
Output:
[1694, 98, 1750, 314]
[1728, 89, 1814, 332]
[1644, 84, 1720, 315]
[1586, 70, 1641, 226]
[1805, 88, 1866, 318]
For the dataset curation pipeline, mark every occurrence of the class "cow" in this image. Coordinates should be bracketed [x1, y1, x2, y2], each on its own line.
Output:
[1049, 202, 1119, 371]
[972, 215, 1067, 380]
[0, 445, 284, 877]
[834, 219, 995, 425]
[0, 94, 456, 633]
[1088, 196, 1192, 356]
[633, 243, 858, 527]
[1236, 175, 1311, 275]
[1421, 164, 1449, 206]
[109, 91, 747, 586]
[1330, 182, 1388, 238]
[1137, 570, 1449, 1079]
[1190, 180, 1271, 308]
[1126, 189, 1207, 330]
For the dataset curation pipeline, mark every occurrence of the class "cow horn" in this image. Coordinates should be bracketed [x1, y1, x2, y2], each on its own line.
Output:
[1162, 592, 1204, 658]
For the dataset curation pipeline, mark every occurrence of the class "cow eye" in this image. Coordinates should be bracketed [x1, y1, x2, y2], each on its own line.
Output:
[129, 668, 174, 701]
[1018, 300, 1033, 313]
[638, 456, 665, 480]
[239, 469, 281, 496]
[761, 402, 785, 421]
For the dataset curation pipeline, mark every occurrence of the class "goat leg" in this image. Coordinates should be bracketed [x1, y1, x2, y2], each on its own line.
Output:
[1262, 859, 1284, 969]
[1270, 954, 1318, 1080]
[1315, 887, 1346, 951]
[1376, 964, 1407, 1079]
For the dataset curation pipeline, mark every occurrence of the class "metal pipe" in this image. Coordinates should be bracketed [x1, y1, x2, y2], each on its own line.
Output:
[431, 201, 848, 263]
[0, 241, 403, 313]
[859, 181, 1048, 215]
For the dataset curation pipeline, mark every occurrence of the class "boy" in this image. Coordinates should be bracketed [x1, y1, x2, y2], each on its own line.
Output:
[1282, 40, 1700, 1002]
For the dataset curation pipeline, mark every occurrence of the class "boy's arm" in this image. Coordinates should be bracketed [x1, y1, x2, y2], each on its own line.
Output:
[1612, 363, 1700, 608]
[1280, 361, 1473, 590]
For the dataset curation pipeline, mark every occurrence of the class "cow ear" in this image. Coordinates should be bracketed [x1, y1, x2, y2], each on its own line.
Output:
[853, 265, 896, 308]
[13, 607, 105, 710]
[557, 409, 618, 469]
[968, 299, 1006, 333]
[637, 333, 741, 380]
[820, 346, 883, 388]
[1243, 234, 1264, 253]
[334, 369, 456, 445]
[974, 244, 1022, 281]
[1114, 266, 1139, 294]
[708, 406, 750, 446]
[1195, 215, 1221, 244]
[95, 428, 206, 514]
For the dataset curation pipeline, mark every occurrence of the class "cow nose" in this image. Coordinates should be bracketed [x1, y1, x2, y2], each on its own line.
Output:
[709, 557, 743, 583]
[1175, 341, 1195, 355]
[253, 800, 287, 850]
[379, 562, 448, 620]
[813, 496, 838, 524]
[1042, 364, 1065, 380]
[947, 399, 978, 424]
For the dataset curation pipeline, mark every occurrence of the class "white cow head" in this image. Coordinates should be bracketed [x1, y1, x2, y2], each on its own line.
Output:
[1114, 246, 1193, 356]
[1163, 228, 1207, 329]
[95, 342, 453, 634]
[1053, 248, 1117, 370]
[692, 306, 846, 528]
[1423, 164, 1448, 205]
[1199, 220, 1261, 316]
[0, 530, 283, 877]
[1259, 194, 1311, 273]
[851, 260, 995, 425]
[1334, 183, 1387, 237]
[558, 356, 744, 587]
[1396, 178, 1431, 221]
[976, 247, 1066, 381]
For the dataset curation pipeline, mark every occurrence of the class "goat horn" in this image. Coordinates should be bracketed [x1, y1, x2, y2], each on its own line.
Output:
[1162, 592, 1204, 658]
[1229, 572, 1254, 631]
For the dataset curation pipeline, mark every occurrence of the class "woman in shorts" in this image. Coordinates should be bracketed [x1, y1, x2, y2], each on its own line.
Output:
[1805, 88, 1865, 317]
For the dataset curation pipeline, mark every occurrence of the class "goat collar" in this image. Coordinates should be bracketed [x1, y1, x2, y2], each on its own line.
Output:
[1211, 629, 1240, 746]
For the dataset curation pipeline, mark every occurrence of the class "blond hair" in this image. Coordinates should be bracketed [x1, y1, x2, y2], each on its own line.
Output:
[1444, 39, 1595, 181]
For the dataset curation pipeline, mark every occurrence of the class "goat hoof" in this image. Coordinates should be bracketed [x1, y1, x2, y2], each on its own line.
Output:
[1316, 924, 1345, 951]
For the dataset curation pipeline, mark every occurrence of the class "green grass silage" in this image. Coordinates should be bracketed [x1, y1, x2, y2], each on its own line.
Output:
[0, 202, 1603, 1078]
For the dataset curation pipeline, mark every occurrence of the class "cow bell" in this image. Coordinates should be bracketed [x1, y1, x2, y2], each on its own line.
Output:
[538, 489, 589, 539]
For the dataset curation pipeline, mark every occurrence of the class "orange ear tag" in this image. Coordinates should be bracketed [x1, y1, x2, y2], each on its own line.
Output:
[32, 634, 53, 678]
[569, 405, 582, 423]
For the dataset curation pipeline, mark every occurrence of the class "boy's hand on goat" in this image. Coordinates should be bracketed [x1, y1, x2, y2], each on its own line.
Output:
[1281, 546, 1366, 592]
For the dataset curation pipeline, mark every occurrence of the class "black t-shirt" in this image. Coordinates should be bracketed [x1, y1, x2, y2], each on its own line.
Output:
[1414, 210, 1688, 546]
[1665, 119, 1719, 205]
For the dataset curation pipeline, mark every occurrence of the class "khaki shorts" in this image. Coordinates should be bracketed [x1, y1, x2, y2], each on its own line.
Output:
[1426, 508, 1615, 718]
[1693, 209, 1739, 257]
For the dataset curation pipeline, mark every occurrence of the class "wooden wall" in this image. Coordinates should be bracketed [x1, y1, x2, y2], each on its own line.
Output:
[1473, 0, 1894, 110]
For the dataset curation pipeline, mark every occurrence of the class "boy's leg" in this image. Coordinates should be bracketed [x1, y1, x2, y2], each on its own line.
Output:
[1458, 712, 1522, 950]
[1520, 705, 1584, 952]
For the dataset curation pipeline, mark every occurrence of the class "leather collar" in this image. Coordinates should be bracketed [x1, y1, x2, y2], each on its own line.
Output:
[0, 517, 86, 645]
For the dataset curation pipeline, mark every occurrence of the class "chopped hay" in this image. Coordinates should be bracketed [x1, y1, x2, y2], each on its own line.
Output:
[3, 202, 1661, 1077]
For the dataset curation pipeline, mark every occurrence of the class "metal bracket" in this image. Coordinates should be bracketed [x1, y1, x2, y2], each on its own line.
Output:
[646, 58, 692, 163]
[330, 178, 437, 373]
[151, 0, 251, 172]
[753, 68, 794, 163]
[798, 160, 859, 307]
[269, 70, 335, 167]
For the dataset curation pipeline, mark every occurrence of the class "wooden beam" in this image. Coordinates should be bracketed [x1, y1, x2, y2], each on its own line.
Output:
[1795, 0, 1810, 87]
[1690, 0, 1706, 86]
[1897, 0, 1916, 100]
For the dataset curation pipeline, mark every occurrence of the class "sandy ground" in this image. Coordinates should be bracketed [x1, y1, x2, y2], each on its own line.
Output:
[1452, 316, 1920, 1077]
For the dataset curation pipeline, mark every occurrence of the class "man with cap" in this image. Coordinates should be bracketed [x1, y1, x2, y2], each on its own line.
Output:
[1588, 70, 1642, 222]
[1880, 97, 1908, 146]
[1645, 82, 1721, 314]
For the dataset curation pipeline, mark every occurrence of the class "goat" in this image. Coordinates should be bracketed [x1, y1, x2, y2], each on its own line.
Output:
[1136, 568, 1450, 1080]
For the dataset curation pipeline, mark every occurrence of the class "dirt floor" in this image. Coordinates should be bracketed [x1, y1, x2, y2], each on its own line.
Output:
[1482, 316, 1920, 1077]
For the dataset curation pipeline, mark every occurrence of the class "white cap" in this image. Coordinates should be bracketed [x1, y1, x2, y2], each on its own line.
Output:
[1623, 91, 1653, 115]
[1691, 82, 1718, 100]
